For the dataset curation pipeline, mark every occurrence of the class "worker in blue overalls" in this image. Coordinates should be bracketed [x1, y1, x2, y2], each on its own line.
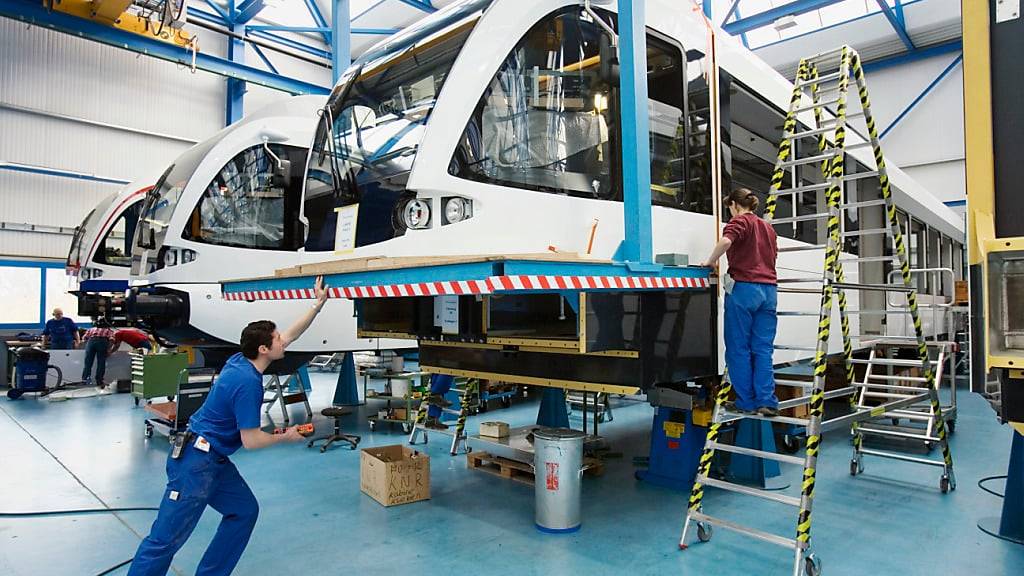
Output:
[41, 308, 80, 350]
[128, 277, 330, 576]
[701, 188, 780, 417]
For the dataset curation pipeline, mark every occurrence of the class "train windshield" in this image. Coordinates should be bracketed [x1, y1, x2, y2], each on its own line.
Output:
[302, 14, 478, 251]
[134, 136, 221, 256]
[67, 206, 102, 270]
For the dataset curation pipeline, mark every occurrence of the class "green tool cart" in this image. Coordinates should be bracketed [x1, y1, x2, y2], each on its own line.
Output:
[131, 352, 189, 406]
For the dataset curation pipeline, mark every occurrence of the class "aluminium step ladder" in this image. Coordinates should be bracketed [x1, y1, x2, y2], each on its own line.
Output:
[263, 371, 313, 425]
[408, 377, 479, 455]
[679, 46, 956, 576]
[850, 339, 956, 470]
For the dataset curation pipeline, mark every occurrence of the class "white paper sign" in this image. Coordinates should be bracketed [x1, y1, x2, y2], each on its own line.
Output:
[440, 295, 459, 335]
[334, 204, 359, 254]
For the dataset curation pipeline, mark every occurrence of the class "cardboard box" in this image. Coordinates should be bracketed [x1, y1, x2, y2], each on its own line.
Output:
[955, 280, 968, 305]
[360, 445, 430, 507]
[391, 408, 408, 421]
[479, 421, 510, 438]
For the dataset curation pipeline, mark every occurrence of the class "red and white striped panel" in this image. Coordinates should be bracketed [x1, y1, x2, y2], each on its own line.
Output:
[486, 275, 709, 291]
[222, 275, 708, 301]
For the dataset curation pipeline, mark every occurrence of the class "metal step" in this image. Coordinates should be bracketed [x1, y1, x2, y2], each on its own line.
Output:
[831, 282, 914, 293]
[778, 244, 828, 253]
[841, 170, 881, 181]
[778, 286, 825, 294]
[770, 212, 831, 225]
[788, 126, 833, 140]
[840, 199, 887, 210]
[775, 378, 816, 389]
[719, 411, 811, 427]
[773, 182, 831, 195]
[857, 381, 931, 393]
[839, 255, 899, 263]
[794, 98, 841, 114]
[778, 277, 824, 284]
[774, 344, 820, 351]
[706, 442, 805, 466]
[850, 358, 938, 367]
[862, 391, 916, 400]
[795, 71, 843, 88]
[842, 227, 888, 237]
[857, 447, 946, 468]
[697, 475, 802, 507]
[778, 151, 840, 168]
[778, 311, 821, 317]
[821, 111, 866, 123]
[865, 374, 929, 383]
[688, 512, 798, 550]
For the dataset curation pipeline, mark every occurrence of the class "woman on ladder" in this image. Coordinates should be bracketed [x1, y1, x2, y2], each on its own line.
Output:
[701, 189, 779, 417]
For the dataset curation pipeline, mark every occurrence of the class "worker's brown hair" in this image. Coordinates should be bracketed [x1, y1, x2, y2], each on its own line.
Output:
[240, 320, 276, 359]
[726, 188, 760, 213]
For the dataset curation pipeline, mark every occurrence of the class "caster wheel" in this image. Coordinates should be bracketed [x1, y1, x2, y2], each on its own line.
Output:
[940, 474, 955, 493]
[369, 421, 376, 431]
[804, 553, 822, 576]
[167, 396, 173, 402]
[780, 435, 801, 454]
[402, 423, 412, 433]
[697, 522, 712, 543]
[947, 420, 956, 434]
[144, 424, 153, 438]
[479, 402, 488, 413]
[134, 397, 140, 406]
[8, 389, 24, 400]
[849, 459, 863, 476]
[501, 397, 512, 409]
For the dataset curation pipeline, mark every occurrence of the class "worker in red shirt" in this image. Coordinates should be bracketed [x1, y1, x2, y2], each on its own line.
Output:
[701, 188, 779, 417]
[110, 328, 154, 355]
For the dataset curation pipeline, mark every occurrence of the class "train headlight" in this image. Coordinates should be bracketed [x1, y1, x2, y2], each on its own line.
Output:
[181, 249, 197, 264]
[402, 199, 431, 230]
[443, 197, 472, 225]
[163, 249, 177, 268]
[81, 269, 90, 281]
[92, 269, 103, 278]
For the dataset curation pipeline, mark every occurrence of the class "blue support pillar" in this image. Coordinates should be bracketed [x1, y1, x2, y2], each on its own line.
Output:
[333, 0, 352, 85]
[537, 388, 570, 428]
[702, 0, 711, 19]
[729, 419, 787, 489]
[617, 0, 654, 267]
[332, 352, 360, 405]
[226, 2, 246, 125]
[978, 430, 1024, 545]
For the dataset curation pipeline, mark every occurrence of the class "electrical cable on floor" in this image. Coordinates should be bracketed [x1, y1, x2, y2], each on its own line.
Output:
[0, 506, 159, 517]
[978, 474, 1007, 499]
[95, 558, 133, 576]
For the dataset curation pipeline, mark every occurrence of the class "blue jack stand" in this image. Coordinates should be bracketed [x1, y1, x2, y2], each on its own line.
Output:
[635, 407, 707, 491]
[730, 419, 788, 490]
[332, 353, 360, 406]
[537, 388, 570, 428]
[978, 429, 1024, 545]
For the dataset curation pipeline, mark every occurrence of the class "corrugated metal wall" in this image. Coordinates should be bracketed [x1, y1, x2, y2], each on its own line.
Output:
[0, 14, 331, 259]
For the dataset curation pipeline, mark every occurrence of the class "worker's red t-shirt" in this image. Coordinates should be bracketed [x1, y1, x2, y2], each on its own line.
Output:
[113, 329, 150, 348]
[723, 213, 778, 285]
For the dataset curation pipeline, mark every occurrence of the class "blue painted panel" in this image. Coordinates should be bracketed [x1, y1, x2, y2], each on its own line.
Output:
[78, 280, 129, 293]
[501, 261, 709, 279]
[618, 0, 653, 265]
[333, 0, 352, 84]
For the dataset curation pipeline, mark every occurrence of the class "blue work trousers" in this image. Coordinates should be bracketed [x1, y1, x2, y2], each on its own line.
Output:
[81, 337, 109, 384]
[50, 339, 73, 350]
[724, 281, 779, 411]
[128, 445, 259, 576]
[428, 374, 454, 418]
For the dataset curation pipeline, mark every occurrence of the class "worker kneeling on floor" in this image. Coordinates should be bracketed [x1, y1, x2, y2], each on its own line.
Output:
[128, 277, 330, 576]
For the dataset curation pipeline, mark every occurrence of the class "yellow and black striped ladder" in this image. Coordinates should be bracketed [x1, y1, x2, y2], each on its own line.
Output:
[678, 45, 956, 576]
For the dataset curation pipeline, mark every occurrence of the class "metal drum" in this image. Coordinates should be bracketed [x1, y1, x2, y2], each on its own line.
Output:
[533, 427, 586, 533]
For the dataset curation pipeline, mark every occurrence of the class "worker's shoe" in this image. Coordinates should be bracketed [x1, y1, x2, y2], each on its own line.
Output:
[723, 401, 755, 415]
[424, 417, 449, 430]
[757, 406, 780, 418]
[425, 394, 452, 408]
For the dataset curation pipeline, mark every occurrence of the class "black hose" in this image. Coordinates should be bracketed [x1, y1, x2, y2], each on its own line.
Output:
[0, 506, 158, 517]
[978, 475, 1007, 499]
[95, 558, 133, 576]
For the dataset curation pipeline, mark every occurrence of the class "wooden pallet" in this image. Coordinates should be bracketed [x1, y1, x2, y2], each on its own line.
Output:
[466, 451, 604, 486]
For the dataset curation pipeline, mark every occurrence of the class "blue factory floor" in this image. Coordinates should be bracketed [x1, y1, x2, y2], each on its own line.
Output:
[1, 371, 1022, 576]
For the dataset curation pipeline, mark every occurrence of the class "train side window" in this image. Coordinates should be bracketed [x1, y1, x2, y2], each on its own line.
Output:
[184, 144, 306, 251]
[93, 202, 141, 267]
[451, 7, 615, 199]
[451, 8, 695, 211]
